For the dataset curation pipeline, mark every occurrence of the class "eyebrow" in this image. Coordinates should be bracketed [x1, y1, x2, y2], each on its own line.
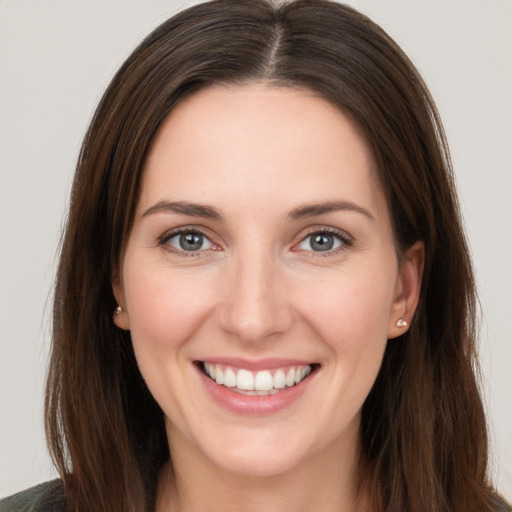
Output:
[288, 201, 375, 221]
[141, 200, 223, 220]
[141, 199, 374, 222]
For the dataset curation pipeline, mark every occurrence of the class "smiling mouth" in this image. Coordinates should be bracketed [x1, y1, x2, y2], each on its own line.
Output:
[197, 361, 319, 396]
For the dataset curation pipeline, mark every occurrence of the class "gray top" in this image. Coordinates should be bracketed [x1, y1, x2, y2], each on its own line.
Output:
[1, 479, 510, 511]
[0, 481, 65, 512]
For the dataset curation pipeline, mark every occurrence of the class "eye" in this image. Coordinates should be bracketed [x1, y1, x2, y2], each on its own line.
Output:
[165, 230, 214, 252]
[296, 230, 349, 252]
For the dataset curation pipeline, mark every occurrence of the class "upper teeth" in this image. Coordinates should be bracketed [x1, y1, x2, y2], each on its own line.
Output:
[203, 363, 312, 392]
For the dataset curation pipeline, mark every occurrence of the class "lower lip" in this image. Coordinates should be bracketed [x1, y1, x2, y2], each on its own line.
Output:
[196, 365, 315, 416]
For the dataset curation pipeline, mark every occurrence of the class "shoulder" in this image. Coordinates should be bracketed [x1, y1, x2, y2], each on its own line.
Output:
[0, 480, 66, 512]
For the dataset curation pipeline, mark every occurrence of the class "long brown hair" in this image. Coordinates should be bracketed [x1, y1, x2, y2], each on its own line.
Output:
[45, 1, 505, 511]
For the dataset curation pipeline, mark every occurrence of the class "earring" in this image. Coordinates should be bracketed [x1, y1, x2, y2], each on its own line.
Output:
[114, 305, 122, 315]
[396, 318, 408, 328]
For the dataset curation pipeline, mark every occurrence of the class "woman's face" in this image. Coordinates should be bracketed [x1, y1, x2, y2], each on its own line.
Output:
[114, 84, 422, 477]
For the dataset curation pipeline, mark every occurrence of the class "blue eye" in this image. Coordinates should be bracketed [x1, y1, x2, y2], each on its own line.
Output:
[166, 231, 213, 252]
[297, 232, 345, 252]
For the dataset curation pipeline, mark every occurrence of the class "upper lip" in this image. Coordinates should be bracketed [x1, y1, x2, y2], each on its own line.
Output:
[196, 357, 317, 371]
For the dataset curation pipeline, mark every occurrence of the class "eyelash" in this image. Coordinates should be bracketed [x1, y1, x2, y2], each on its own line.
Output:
[158, 228, 216, 258]
[295, 226, 353, 256]
[158, 226, 353, 257]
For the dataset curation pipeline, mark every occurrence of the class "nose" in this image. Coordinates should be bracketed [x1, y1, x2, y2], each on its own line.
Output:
[218, 251, 293, 344]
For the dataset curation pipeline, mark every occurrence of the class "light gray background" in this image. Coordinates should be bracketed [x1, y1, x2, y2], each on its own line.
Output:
[1, 0, 511, 501]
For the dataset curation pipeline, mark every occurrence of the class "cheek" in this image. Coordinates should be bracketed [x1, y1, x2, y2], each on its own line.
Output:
[298, 265, 396, 349]
[302, 267, 395, 411]
[123, 261, 216, 354]
[121, 262, 219, 426]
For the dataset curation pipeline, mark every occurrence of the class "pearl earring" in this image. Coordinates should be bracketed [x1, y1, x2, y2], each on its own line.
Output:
[396, 318, 408, 328]
[114, 305, 122, 315]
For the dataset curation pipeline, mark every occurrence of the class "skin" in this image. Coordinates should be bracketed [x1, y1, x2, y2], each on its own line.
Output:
[113, 84, 423, 512]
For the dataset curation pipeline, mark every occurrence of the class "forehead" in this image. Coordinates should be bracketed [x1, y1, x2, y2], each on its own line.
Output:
[139, 84, 386, 221]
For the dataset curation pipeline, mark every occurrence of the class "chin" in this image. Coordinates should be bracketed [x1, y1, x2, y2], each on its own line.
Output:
[182, 422, 314, 478]
[208, 444, 307, 478]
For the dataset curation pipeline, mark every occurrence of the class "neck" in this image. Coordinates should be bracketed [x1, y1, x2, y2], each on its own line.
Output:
[156, 425, 368, 512]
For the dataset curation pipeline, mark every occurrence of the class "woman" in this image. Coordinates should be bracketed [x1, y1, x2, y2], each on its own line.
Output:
[1, 0, 509, 511]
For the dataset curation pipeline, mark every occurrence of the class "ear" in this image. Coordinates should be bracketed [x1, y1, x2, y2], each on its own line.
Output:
[112, 268, 131, 331]
[388, 241, 424, 339]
